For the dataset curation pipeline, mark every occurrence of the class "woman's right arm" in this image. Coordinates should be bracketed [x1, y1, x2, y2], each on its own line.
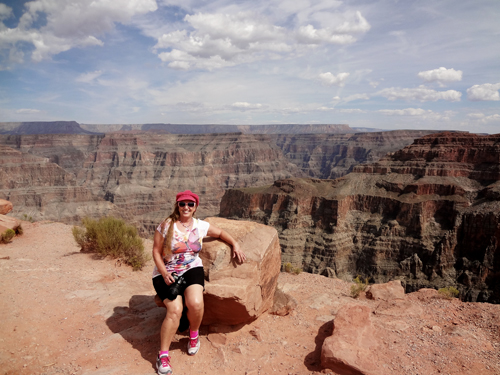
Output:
[152, 229, 175, 285]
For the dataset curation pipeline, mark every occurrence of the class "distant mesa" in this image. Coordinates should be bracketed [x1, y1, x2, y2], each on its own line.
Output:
[0, 121, 101, 135]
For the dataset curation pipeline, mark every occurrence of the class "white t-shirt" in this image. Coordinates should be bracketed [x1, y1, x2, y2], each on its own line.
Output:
[152, 218, 210, 278]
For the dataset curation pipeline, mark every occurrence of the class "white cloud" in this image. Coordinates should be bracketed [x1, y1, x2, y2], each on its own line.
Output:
[342, 93, 370, 102]
[319, 72, 349, 87]
[377, 108, 455, 121]
[0, 0, 157, 64]
[16, 108, 41, 114]
[296, 11, 370, 44]
[154, 8, 369, 70]
[337, 108, 365, 113]
[75, 70, 103, 83]
[467, 113, 500, 122]
[0, 4, 13, 20]
[378, 108, 428, 116]
[231, 101, 263, 110]
[417, 67, 462, 86]
[377, 86, 462, 102]
[467, 83, 500, 101]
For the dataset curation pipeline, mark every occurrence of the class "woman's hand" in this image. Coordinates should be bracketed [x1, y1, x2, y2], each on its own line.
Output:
[162, 272, 176, 285]
[232, 242, 246, 263]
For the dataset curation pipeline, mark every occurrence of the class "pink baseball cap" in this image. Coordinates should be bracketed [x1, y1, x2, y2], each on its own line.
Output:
[176, 190, 199, 206]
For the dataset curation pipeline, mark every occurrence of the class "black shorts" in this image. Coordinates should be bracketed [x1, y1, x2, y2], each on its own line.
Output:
[153, 267, 205, 302]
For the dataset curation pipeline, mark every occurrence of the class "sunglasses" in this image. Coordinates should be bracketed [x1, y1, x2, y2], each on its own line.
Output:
[178, 202, 195, 207]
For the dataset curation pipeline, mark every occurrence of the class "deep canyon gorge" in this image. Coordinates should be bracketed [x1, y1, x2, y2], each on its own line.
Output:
[1, 122, 498, 303]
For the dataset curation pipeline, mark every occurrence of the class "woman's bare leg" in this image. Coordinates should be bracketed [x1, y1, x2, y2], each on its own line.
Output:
[184, 284, 204, 332]
[160, 295, 183, 352]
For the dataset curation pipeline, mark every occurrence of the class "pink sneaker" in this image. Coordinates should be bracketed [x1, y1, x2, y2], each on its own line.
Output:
[156, 353, 172, 375]
[187, 336, 200, 355]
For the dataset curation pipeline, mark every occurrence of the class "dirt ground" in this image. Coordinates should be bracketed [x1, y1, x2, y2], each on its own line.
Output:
[1, 221, 499, 375]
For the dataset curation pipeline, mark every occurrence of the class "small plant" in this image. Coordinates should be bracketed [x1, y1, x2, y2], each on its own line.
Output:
[1, 229, 16, 243]
[350, 275, 369, 298]
[283, 262, 302, 274]
[72, 216, 149, 270]
[22, 214, 34, 223]
[438, 286, 459, 299]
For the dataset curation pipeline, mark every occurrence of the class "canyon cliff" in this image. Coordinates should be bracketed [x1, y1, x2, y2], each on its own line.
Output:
[0, 130, 432, 234]
[219, 132, 500, 303]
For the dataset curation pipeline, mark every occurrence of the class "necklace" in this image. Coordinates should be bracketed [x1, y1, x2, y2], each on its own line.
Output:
[179, 219, 193, 230]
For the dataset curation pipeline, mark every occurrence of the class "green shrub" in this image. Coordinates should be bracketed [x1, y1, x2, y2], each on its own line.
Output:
[284, 262, 293, 272]
[72, 216, 149, 270]
[1, 229, 16, 243]
[350, 275, 368, 298]
[438, 286, 459, 299]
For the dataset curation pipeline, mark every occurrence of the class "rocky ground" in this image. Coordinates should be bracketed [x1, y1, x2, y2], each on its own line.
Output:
[1, 221, 499, 375]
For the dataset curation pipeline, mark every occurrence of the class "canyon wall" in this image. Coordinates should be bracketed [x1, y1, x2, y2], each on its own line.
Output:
[219, 132, 500, 303]
[0, 130, 431, 235]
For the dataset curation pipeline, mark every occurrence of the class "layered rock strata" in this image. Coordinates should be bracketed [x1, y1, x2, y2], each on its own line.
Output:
[0, 131, 431, 234]
[220, 132, 500, 303]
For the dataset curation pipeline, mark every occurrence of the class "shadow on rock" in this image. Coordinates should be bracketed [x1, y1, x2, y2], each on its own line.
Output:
[106, 294, 183, 370]
[304, 320, 333, 372]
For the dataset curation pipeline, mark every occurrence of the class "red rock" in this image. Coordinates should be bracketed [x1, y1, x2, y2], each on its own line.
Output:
[0, 215, 21, 237]
[321, 304, 382, 375]
[366, 280, 405, 301]
[200, 217, 281, 326]
[0, 199, 13, 215]
[270, 287, 298, 316]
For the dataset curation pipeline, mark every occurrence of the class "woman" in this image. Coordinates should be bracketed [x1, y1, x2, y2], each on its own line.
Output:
[152, 190, 246, 375]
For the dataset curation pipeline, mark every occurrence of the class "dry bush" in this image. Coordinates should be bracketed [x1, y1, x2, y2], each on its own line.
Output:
[350, 275, 368, 298]
[72, 216, 149, 270]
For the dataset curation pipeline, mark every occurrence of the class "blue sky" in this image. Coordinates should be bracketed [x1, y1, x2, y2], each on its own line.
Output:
[0, 0, 499, 133]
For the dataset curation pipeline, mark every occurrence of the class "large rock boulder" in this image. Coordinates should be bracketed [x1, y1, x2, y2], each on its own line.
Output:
[0, 215, 21, 238]
[366, 280, 405, 301]
[321, 303, 382, 375]
[0, 199, 13, 215]
[200, 217, 281, 326]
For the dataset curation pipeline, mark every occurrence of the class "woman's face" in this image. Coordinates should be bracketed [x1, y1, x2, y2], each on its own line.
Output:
[177, 200, 196, 220]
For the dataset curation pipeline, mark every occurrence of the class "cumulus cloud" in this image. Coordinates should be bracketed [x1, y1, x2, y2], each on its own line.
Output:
[296, 11, 370, 44]
[377, 86, 462, 102]
[417, 67, 462, 86]
[0, 0, 157, 64]
[467, 83, 500, 101]
[154, 9, 370, 70]
[0, 4, 13, 20]
[319, 72, 349, 87]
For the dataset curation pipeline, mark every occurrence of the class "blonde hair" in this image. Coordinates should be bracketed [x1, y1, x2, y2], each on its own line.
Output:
[160, 203, 196, 257]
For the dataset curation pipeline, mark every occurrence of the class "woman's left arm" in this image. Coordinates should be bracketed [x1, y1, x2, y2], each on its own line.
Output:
[207, 225, 246, 263]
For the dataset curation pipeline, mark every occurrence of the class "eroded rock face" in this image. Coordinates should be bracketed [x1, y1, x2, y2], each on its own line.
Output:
[220, 132, 500, 303]
[0, 130, 430, 234]
[200, 217, 281, 325]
